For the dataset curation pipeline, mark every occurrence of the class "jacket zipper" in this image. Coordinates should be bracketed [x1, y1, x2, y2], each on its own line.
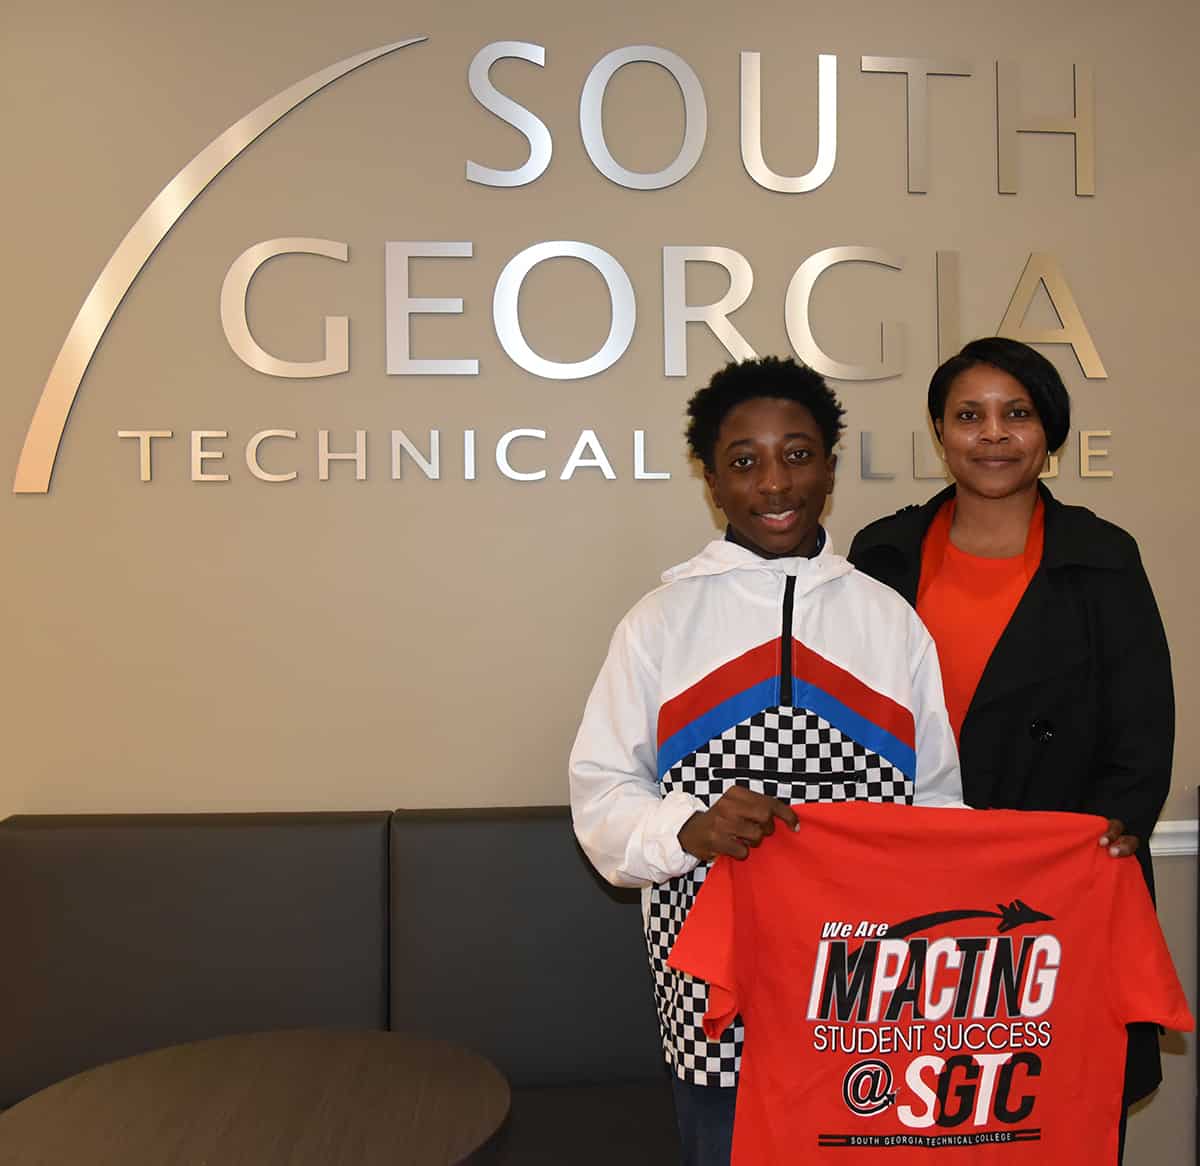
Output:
[780, 575, 796, 706]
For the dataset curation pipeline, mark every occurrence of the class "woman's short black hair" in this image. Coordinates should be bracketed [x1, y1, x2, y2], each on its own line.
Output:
[685, 356, 846, 469]
[928, 337, 1071, 452]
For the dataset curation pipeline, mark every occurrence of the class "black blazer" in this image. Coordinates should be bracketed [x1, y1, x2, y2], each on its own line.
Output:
[849, 483, 1175, 1102]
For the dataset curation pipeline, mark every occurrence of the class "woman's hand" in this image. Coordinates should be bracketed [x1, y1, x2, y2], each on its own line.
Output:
[1100, 819, 1139, 858]
[678, 786, 798, 862]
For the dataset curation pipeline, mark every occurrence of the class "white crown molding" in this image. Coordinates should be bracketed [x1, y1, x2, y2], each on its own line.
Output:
[1150, 819, 1198, 858]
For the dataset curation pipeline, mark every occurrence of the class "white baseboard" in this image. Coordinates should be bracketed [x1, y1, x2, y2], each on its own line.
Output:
[1150, 819, 1198, 857]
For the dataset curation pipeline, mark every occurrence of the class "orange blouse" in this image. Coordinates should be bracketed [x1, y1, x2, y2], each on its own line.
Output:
[916, 498, 1045, 741]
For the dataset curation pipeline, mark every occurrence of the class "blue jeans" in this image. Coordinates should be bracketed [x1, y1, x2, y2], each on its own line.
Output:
[671, 1076, 737, 1166]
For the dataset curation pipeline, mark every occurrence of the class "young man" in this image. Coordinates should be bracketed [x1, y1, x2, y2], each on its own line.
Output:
[569, 356, 962, 1165]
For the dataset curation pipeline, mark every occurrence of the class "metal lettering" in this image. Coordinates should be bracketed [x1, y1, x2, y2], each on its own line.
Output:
[118, 429, 172, 482]
[191, 431, 229, 482]
[14, 36, 425, 493]
[580, 46, 707, 190]
[935, 250, 962, 363]
[1080, 430, 1113, 477]
[997, 253, 1107, 377]
[860, 432, 896, 479]
[496, 428, 547, 481]
[466, 41, 552, 187]
[391, 430, 440, 479]
[493, 241, 636, 379]
[740, 52, 836, 193]
[633, 430, 671, 480]
[245, 429, 298, 483]
[913, 431, 947, 480]
[662, 246, 756, 376]
[560, 430, 616, 480]
[464, 430, 477, 481]
[861, 58, 972, 193]
[385, 242, 478, 375]
[996, 62, 1095, 195]
[785, 247, 906, 380]
[318, 430, 366, 481]
[221, 238, 349, 378]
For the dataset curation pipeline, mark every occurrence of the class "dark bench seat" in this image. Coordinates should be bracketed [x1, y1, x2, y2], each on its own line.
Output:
[389, 808, 678, 1160]
[0, 807, 679, 1160]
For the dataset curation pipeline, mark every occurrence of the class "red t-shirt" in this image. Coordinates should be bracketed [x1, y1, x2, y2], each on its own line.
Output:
[916, 499, 1044, 741]
[668, 803, 1191, 1164]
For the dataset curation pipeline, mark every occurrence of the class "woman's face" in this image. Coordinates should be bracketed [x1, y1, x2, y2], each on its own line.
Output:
[935, 364, 1048, 501]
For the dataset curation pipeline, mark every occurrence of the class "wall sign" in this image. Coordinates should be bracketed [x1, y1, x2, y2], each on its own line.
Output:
[13, 38, 1113, 494]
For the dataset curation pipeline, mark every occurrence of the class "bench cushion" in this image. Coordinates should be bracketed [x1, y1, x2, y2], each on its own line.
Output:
[389, 807, 665, 1087]
[0, 812, 390, 1106]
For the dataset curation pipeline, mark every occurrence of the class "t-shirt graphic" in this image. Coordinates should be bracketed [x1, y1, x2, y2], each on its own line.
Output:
[668, 803, 1192, 1163]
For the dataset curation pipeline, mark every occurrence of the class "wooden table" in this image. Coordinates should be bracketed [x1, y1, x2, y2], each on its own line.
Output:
[0, 1029, 510, 1165]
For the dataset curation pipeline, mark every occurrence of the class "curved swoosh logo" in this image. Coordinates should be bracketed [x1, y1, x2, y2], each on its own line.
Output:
[13, 36, 427, 494]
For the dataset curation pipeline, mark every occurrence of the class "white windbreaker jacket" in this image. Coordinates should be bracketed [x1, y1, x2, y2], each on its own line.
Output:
[568, 535, 963, 1085]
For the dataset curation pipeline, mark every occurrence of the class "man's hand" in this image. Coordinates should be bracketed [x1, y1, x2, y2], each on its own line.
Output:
[1099, 819, 1139, 858]
[678, 786, 798, 862]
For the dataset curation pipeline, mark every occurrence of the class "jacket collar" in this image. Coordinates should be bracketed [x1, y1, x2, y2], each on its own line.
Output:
[1039, 485, 1127, 570]
[660, 531, 853, 594]
[857, 482, 1125, 572]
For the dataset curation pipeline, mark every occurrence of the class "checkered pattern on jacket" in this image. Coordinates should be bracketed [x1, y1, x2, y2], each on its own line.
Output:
[647, 705, 912, 1086]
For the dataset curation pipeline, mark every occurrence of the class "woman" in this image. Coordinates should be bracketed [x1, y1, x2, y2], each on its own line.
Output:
[848, 337, 1174, 1152]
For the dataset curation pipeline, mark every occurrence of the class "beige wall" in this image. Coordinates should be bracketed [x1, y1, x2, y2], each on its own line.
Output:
[3, 0, 1196, 819]
[2, 0, 1196, 1155]
[1128, 855, 1196, 1166]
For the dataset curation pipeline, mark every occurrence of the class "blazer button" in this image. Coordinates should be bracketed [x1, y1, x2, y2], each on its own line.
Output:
[1029, 720, 1055, 743]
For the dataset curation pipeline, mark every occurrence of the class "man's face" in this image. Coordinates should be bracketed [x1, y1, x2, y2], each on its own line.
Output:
[704, 397, 836, 558]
